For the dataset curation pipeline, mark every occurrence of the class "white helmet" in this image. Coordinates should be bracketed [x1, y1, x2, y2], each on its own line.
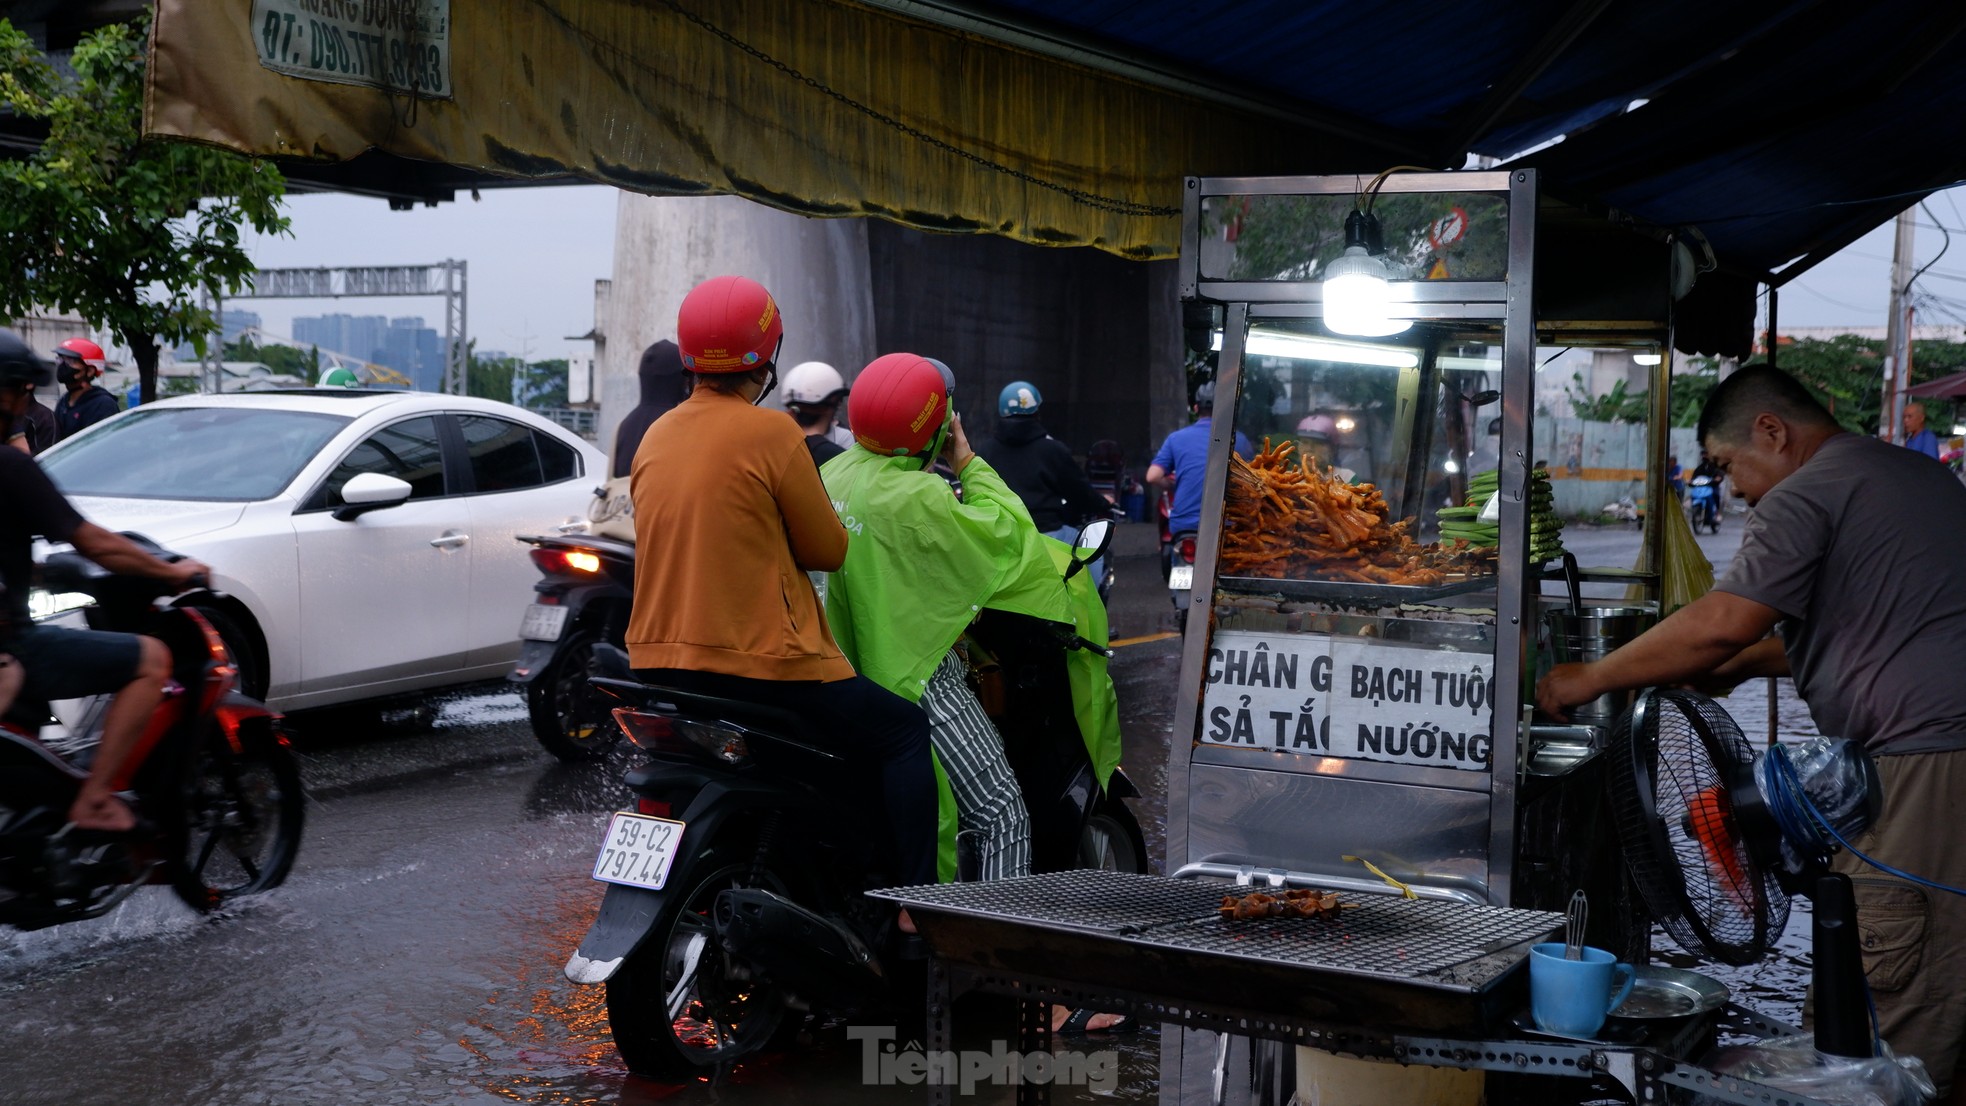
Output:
[782, 361, 845, 405]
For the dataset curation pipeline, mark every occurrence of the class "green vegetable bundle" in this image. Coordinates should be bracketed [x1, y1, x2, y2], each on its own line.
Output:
[1438, 467, 1568, 564]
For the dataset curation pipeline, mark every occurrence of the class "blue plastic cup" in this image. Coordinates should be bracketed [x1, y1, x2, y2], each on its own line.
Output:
[1529, 942, 1635, 1038]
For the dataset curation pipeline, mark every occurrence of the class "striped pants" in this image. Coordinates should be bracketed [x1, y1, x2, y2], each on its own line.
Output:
[922, 649, 1031, 880]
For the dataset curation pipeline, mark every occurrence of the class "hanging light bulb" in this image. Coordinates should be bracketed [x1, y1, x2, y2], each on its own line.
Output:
[1322, 210, 1411, 338]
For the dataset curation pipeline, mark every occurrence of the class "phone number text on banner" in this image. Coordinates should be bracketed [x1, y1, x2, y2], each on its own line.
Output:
[252, 0, 452, 99]
[1201, 629, 1495, 771]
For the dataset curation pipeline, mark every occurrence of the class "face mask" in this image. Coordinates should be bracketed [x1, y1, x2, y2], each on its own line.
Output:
[56, 362, 79, 386]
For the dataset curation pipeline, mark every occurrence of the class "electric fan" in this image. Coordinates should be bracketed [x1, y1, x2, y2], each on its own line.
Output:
[1607, 688, 1882, 1057]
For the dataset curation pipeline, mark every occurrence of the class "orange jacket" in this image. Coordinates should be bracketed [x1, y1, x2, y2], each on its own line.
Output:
[625, 388, 853, 681]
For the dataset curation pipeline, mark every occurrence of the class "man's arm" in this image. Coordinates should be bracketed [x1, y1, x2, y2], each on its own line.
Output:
[1536, 590, 1782, 718]
[68, 522, 208, 587]
[1046, 442, 1111, 520]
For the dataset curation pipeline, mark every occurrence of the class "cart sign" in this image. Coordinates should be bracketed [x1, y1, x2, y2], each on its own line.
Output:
[1201, 630, 1493, 771]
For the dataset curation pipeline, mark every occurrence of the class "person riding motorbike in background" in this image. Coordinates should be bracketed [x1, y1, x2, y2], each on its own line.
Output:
[822, 354, 1069, 883]
[622, 277, 937, 892]
[781, 360, 850, 468]
[974, 380, 1113, 584]
[0, 328, 210, 831]
[51, 337, 118, 441]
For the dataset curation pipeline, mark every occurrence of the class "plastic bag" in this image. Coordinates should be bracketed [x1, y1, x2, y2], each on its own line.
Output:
[587, 475, 635, 542]
[1698, 1033, 1934, 1106]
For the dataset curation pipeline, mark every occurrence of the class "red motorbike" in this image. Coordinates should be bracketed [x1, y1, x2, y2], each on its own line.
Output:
[1159, 479, 1197, 630]
[0, 538, 304, 930]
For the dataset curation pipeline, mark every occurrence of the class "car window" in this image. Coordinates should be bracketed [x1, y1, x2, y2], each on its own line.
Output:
[40, 407, 351, 501]
[310, 416, 448, 509]
[459, 415, 543, 492]
[536, 430, 580, 483]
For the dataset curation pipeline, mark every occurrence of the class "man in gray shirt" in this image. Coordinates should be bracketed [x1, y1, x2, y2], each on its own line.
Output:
[1539, 365, 1966, 1093]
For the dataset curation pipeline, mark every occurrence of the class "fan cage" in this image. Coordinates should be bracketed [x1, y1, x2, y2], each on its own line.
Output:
[1608, 689, 1790, 966]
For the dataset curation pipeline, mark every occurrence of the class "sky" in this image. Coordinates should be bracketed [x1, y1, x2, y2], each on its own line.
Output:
[236, 183, 1966, 364]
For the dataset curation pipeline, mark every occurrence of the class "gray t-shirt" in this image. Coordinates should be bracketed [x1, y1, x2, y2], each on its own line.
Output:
[1717, 433, 1966, 756]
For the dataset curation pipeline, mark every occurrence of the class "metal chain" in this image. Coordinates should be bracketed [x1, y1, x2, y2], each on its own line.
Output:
[576, 0, 1180, 219]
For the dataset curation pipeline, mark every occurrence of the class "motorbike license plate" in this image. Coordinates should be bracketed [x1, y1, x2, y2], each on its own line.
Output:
[519, 603, 569, 642]
[1168, 564, 1194, 591]
[591, 811, 687, 891]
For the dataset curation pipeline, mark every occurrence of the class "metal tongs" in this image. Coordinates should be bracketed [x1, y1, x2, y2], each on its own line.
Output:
[1564, 889, 1588, 960]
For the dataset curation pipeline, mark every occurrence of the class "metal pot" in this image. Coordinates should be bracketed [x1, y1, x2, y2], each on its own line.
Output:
[1541, 605, 1657, 726]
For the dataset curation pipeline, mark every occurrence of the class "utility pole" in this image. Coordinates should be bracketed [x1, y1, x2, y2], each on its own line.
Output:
[1882, 208, 1917, 442]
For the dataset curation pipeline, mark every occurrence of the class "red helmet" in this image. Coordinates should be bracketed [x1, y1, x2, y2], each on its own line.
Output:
[676, 276, 783, 373]
[55, 337, 107, 371]
[849, 353, 949, 456]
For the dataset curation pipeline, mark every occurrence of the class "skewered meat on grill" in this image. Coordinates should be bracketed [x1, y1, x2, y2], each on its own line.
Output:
[1218, 887, 1342, 921]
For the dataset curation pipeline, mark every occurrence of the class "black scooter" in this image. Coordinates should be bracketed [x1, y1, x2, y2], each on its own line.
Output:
[509, 533, 635, 761]
[561, 523, 1144, 1082]
[0, 539, 304, 929]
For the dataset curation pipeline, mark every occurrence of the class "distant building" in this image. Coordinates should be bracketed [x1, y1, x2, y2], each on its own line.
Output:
[171, 307, 261, 360]
[293, 313, 391, 372]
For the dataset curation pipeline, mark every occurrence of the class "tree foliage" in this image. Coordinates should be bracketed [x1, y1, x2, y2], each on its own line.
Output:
[1220, 192, 1510, 284]
[0, 13, 288, 402]
[1566, 374, 1652, 422]
[222, 337, 322, 382]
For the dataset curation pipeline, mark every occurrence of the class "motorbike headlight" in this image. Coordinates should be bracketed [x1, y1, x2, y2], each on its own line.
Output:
[28, 588, 93, 622]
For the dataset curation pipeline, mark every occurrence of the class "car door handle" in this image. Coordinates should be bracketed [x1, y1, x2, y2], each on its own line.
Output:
[430, 532, 470, 549]
[555, 520, 590, 534]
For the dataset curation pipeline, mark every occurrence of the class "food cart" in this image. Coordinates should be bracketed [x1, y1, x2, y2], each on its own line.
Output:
[878, 170, 1857, 1106]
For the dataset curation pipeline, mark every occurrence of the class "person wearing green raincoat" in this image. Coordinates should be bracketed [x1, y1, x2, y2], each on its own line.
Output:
[820, 353, 1078, 883]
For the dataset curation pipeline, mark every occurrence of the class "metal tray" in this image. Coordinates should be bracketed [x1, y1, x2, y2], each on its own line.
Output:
[1609, 966, 1730, 1020]
[1218, 573, 1495, 607]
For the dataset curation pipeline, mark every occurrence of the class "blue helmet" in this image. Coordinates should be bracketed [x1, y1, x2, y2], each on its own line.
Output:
[998, 380, 1042, 417]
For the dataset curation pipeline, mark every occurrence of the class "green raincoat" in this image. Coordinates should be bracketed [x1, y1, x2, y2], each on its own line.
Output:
[820, 447, 1120, 879]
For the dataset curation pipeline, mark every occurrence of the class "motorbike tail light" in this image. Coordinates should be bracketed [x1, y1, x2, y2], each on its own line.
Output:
[1179, 536, 1197, 564]
[637, 798, 673, 818]
[612, 708, 752, 765]
[529, 548, 603, 577]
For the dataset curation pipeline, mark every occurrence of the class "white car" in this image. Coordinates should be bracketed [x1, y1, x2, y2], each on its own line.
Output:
[36, 390, 606, 712]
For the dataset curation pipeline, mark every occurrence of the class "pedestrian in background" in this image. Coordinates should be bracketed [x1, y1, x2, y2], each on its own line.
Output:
[610, 339, 688, 479]
[1903, 401, 1941, 460]
[51, 338, 117, 441]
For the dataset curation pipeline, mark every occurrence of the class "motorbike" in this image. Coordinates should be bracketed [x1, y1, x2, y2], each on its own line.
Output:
[1687, 474, 1722, 534]
[1159, 480, 1197, 631]
[0, 538, 304, 929]
[509, 532, 636, 761]
[562, 520, 1145, 1081]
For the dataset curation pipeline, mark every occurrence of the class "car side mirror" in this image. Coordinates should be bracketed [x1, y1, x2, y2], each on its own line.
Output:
[1064, 518, 1115, 581]
[333, 472, 414, 521]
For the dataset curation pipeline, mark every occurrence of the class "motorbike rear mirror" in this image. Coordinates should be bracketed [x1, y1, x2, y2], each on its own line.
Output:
[1064, 518, 1115, 580]
[333, 472, 414, 521]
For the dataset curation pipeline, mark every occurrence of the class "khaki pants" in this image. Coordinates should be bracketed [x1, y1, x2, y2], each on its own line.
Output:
[1823, 750, 1966, 1093]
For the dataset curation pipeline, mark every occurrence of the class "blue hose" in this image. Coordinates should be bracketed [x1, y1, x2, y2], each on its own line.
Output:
[1761, 744, 1966, 898]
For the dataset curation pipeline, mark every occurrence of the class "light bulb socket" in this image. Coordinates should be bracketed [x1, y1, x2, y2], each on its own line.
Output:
[1344, 209, 1385, 255]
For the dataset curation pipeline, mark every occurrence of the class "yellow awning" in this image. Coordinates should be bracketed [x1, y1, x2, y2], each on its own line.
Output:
[145, 0, 1392, 260]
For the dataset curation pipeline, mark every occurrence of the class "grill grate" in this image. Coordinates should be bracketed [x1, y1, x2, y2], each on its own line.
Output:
[877, 869, 1564, 992]
[879, 870, 1230, 934]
